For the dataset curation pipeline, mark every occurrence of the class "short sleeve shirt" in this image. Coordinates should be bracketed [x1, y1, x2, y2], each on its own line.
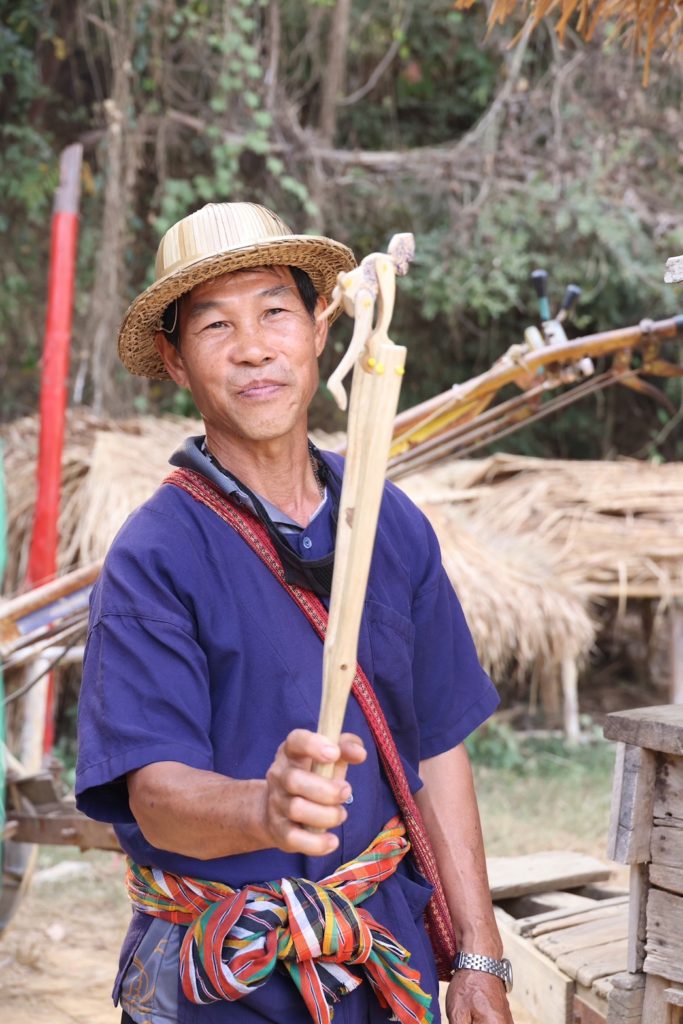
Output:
[75, 440, 499, 1023]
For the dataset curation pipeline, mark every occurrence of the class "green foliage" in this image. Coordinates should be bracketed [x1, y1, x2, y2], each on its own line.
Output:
[466, 717, 616, 780]
[0, 0, 681, 457]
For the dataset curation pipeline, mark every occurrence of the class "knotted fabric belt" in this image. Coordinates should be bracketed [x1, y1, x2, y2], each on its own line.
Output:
[126, 816, 433, 1023]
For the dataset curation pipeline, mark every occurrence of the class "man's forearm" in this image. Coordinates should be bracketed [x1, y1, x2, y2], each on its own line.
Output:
[417, 743, 503, 956]
[126, 732, 366, 861]
[128, 761, 271, 859]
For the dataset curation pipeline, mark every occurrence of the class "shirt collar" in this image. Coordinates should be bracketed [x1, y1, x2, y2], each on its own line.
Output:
[168, 436, 326, 533]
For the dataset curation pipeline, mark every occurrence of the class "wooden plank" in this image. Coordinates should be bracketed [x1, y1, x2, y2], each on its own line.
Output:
[665, 987, 683, 1008]
[642, 974, 674, 1024]
[628, 863, 648, 973]
[556, 938, 628, 987]
[11, 771, 61, 806]
[495, 908, 572, 1024]
[536, 915, 628, 960]
[607, 742, 656, 864]
[592, 975, 614, 1000]
[604, 706, 683, 756]
[649, 862, 683, 896]
[502, 890, 597, 921]
[6, 811, 121, 852]
[651, 821, 683, 867]
[653, 753, 683, 820]
[517, 898, 629, 939]
[487, 851, 612, 900]
[645, 887, 683, 984]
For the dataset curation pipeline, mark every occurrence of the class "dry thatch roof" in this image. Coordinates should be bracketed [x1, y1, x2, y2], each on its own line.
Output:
[1, 412, 595, 682]
[400, 453, 683, 609]
[4, 415, 680, 684]
[0, 412, 202, 590]
[456, 0, 683, 81]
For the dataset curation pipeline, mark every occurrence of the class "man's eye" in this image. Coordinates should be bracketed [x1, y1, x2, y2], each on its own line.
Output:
[265, 307, 285, 316]
[205, 320, 228, 330]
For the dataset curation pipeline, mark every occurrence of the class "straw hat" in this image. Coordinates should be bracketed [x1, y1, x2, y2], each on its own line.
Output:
[117, 202, 357, 379]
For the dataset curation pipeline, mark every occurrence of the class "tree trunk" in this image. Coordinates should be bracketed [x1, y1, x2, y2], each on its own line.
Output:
[318, 0, 352, 145]
[81, 2, 142, 415]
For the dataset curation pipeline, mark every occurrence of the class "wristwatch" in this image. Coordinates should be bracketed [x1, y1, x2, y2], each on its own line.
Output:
[452, 951, 514, 993]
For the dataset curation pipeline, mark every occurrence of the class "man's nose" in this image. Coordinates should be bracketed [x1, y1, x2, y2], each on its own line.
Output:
[230, 322, 275, 364]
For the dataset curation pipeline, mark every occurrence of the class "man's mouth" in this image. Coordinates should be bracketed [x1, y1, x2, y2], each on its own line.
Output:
[237, 379, 286, 399]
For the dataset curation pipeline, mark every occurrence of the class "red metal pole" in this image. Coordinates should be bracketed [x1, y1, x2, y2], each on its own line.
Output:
[25, 144, 83, 756]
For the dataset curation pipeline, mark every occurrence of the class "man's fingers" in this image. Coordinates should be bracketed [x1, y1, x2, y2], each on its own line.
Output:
[279, 765, 352, 807]
[338, 733, 367, 765]
[278, 823, 340, 857]
[282, 728, 341, 766]
[285, 794, 348, 831]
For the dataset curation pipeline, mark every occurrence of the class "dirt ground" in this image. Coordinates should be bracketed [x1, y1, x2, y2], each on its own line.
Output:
[0, 847, 536, 1024]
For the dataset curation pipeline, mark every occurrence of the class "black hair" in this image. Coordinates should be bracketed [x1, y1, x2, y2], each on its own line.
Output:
[159, 266, 319, 351]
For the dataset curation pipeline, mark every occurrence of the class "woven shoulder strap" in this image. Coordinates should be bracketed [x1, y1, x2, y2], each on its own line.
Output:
[164, 466, 456, 979]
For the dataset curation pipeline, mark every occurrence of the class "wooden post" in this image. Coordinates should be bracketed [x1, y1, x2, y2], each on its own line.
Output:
[561, 658, 581, 744]
[670, 600, 683, 705]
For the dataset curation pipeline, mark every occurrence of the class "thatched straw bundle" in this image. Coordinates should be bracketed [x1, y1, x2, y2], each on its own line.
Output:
[1, 412, 594, 683]
[0, 413, 345, 593]
[422, 503, 595, 680]
[5, 414, 679, 688]
[456, 0, 683, 81]
[0, 412, 202, 591]
[400, 453, 683, 610]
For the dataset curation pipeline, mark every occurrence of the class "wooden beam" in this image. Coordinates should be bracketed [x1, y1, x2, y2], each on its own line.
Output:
[604, 706, 683, 756]
[606, 742, 656, 864]
[627, 864, 648, 973]
[6, 811, 121, 852]
[644, 888, 683, 985]
[488, 851, 612, 901]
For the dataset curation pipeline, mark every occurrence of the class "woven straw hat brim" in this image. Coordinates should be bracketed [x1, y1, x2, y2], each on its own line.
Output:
[118, 234, 356, 379]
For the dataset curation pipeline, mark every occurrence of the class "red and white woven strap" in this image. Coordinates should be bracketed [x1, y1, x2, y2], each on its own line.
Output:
[164, 466, 456, 979]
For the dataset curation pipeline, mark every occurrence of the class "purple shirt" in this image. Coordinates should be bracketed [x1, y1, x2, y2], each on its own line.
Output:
[76, 441, 499, 1023]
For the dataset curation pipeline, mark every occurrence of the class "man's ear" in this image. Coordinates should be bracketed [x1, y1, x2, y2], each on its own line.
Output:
[154, 331, 189, 388]
[313, 296, 330, 358]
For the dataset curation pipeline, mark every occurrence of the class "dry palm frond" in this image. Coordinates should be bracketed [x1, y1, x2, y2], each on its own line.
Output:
[456, 0, 683, 82]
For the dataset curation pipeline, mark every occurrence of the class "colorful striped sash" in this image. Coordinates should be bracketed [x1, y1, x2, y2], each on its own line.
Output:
[126, 816, 433, 1023]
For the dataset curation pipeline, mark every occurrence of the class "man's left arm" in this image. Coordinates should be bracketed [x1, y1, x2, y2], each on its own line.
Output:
[417, 743, 514, 1024]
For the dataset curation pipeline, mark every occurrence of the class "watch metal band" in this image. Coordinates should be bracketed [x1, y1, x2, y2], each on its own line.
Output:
[452, 951, 513, 993]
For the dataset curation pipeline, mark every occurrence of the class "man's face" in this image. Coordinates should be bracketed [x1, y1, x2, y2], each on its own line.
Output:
[155, 266, 328, 448]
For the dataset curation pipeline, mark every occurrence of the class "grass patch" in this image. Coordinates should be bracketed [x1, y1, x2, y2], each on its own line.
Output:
[467, 719, 616, 858]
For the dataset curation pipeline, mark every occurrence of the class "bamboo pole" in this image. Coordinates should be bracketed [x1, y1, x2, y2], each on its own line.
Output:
[315, 240, 412, 777]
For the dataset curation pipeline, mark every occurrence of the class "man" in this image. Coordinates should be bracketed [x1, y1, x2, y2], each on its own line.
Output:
[76, 201, 514, 1024]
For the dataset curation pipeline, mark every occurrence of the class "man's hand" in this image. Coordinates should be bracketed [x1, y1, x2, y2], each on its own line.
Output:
[445, 970, 514, 1023]
[263, 729, 366, 856]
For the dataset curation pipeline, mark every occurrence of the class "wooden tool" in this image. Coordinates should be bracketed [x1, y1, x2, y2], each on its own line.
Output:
[314, 234, 414, 777]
